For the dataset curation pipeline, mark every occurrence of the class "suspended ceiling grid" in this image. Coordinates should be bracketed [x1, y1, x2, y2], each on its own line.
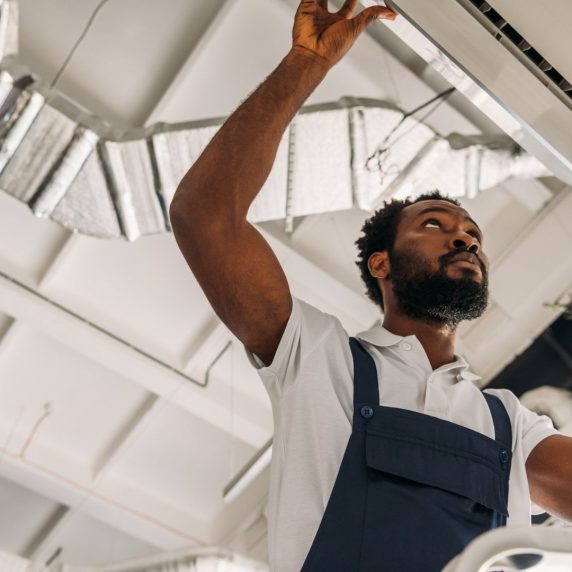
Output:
[0, 0, 570, 567]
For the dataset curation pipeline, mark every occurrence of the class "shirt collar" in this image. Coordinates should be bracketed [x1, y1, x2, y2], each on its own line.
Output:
[356, 322, 404, 348]
[356, 322, 482, 384]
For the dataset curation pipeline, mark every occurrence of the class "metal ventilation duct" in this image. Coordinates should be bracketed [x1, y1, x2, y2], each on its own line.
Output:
[0, 0, 552, 241]
[462, 0, 572, 107]
[367, 0, 572, 184]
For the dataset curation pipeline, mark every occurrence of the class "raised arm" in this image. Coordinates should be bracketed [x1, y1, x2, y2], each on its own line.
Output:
[169, 0, 396, 365]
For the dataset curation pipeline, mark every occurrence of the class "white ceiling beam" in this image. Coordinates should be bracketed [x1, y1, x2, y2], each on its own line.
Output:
[182, 318, 233, 380]
[0, 267, 268, 448]
[22, 505, 69, 562]
[37, 233, 79, 291]
[0, 313, 15, 350]
[0, 222, 373, 451]
[91, 395, 159, 479]
[0, 451, 206, 550]
[145, 0, 231, 125]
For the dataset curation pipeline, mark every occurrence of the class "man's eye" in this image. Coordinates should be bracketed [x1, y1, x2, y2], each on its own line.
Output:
[423, 219, 440, 228]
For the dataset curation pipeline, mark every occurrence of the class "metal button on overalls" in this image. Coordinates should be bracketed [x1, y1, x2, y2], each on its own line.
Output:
[301, 338, 512, 572]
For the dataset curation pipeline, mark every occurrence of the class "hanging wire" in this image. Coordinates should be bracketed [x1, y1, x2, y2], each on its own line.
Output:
[364, 87, 456, 188]
[381, 86, 456, 149]
[47, 0, 112, 94]
[366, 86, 456, 169]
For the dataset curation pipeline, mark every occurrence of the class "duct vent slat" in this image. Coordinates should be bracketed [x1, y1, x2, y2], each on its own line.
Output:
[462, 0, 572, 106]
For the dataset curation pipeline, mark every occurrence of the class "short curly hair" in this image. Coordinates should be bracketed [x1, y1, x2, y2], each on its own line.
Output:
[355, 191, 461, 311]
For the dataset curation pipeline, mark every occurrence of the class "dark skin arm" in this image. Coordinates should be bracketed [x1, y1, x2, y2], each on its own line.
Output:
[169, 0, 396, 365]
[526, 434, 572, 522]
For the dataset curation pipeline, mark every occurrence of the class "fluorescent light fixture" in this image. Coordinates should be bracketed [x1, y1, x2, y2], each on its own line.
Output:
[223, 438, 273, 503]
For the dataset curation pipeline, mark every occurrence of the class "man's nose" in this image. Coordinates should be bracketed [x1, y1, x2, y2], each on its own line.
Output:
[452, 236, 479, 254]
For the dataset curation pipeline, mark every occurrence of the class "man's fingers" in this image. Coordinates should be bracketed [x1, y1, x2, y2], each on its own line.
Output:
[337, 0, 358, 19]
[352, 6, 396, 31]
[316, 0, 329, 10]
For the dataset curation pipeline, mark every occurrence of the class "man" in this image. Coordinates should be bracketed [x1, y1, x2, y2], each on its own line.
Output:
[169, 1, 572, 570]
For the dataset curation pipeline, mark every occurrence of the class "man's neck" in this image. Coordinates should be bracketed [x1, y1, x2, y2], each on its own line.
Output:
[381, 311, 458, 371]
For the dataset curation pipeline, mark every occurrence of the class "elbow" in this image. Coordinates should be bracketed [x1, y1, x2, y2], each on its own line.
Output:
[169, 188, 183, 218]
[168, 193, 185, 238]
[169, 186, 229, 244]
[169, 180, 196, 235]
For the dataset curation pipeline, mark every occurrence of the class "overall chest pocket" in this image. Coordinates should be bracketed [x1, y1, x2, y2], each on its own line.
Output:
[364, 408, 510, 517]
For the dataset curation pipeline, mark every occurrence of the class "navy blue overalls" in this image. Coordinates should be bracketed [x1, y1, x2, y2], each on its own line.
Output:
[301, 338, 512, 572]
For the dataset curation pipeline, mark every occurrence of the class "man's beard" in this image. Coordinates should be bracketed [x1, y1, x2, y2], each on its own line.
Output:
[388, 246, 489, 329]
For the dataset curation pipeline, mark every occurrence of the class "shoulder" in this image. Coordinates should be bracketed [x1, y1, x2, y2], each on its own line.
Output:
[482, 388, 520, 416]
[280, 297, 351, 365]
[247, 296, 353, 396]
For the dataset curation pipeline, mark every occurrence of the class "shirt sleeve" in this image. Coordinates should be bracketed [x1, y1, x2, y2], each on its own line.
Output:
[485, 388, 560, 459]
[244, 296, 348, 401]
[517, 401, 561, 461]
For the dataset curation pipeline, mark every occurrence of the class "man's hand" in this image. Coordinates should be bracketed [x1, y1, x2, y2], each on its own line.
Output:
[292, 0, 397, 68]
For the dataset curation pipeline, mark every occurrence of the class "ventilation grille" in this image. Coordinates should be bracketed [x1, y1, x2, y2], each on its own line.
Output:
[460, 0, 572, 107]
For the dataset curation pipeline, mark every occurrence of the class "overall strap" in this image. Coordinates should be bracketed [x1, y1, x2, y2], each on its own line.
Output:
[349, 337, 379, 405]
[483, 392, 512, 449]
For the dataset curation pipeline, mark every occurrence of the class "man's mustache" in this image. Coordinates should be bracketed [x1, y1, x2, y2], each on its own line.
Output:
[439, 249, 485, 273]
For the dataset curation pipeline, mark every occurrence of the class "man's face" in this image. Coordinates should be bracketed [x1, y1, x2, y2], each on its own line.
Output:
[387, 200, 489, 328]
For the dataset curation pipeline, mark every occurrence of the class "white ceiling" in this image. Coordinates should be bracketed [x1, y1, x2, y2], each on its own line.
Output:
[1, 0, 571, 568]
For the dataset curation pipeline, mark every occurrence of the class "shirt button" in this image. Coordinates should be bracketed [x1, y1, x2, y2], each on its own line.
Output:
[402, 342, 412, 351]
[360, 405, 374, 419]
[499, 449, 509, 464]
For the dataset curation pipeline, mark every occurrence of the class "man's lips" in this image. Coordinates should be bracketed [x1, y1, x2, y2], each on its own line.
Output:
[447, 252, 482, 272]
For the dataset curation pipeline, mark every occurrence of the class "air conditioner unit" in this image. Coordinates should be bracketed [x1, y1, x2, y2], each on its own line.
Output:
[367, 0, 572, 184]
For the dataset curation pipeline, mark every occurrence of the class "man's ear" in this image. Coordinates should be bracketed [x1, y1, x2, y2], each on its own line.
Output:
[368, 251, 390, 280]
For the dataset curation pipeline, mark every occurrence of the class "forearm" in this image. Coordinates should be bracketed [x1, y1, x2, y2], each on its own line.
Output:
[171, 48, 329, 224]
[527, 434, 572, 522]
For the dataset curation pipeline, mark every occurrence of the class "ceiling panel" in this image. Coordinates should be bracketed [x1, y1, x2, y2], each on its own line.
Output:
[18, 0, 228, 126]
[151, 0, 404, 124]
[33, 510, 158, 567]
[0, 476, 62, 556]
[0, 193, 69, 287]
[40, 232, 215, 365]
[0, 324, 152, 479]
[105, 400, 256, 522]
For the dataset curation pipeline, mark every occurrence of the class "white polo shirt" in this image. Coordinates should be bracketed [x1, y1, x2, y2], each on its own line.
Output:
[247, 297, 559, 572]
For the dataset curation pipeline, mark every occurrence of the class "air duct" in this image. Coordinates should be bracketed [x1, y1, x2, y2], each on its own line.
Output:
[0, 1, 552, 241]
